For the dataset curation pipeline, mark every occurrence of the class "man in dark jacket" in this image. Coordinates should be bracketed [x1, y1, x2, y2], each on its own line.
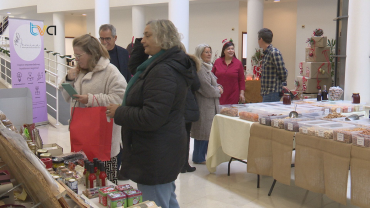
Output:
[99, 24, 131, 83]
[99, 24, 130, 181]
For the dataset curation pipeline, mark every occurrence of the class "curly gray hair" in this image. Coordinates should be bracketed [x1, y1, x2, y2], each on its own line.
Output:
[99, 24, 117, 37]
[146, 20, 182, 50]
[194, 44, 212, 62]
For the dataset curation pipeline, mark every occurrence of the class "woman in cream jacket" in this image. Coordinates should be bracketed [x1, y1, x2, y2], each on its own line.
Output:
[60, 34, 127, 184]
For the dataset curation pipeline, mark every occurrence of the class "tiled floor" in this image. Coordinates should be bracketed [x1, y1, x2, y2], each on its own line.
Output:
[39, 116, 359, 208]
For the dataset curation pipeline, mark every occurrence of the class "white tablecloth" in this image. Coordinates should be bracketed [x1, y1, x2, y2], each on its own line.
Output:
[206, 114, 254, 173]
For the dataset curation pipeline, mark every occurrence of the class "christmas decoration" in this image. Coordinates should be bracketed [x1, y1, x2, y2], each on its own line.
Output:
[313, 28, 324, 36]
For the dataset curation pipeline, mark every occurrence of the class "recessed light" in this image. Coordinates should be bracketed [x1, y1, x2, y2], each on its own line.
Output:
[274, 0, 280, 2]
[82, 14, 87, 16]
[7, 12, 11, 15]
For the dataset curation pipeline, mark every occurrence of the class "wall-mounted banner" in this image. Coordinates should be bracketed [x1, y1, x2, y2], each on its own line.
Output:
[9, 18, 47, 124]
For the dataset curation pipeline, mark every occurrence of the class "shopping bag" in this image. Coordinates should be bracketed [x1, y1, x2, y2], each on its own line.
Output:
[69, 97, 113, 161]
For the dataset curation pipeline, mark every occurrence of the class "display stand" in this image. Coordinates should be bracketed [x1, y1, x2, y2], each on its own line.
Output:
[0, 131, 67, 207]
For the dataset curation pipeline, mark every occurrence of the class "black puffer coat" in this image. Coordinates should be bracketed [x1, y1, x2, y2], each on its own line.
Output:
[184, 55, 201, 123]
[114, 46, 195, 185]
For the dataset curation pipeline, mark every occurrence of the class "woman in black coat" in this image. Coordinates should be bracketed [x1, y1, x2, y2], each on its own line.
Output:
[106, 20, 196, 208]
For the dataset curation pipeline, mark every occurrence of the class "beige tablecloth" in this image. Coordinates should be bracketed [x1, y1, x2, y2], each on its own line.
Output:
[295, 134, 351, 205]
[247, 124, 294, 186]
[206, 114, 254, 173]
[350, 145, 370, 208]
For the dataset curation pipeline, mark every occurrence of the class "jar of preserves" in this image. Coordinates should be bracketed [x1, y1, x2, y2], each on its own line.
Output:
[52, 157, 65, 170]
[40, 153, 52, 159]
[28, 144, 37, 154]
[283, 93, 291, 105]
[352, 93, 360, 104]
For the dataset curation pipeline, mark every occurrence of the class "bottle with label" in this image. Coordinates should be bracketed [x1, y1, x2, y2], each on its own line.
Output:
[95, 161, 101, 187]
[93, 158, 98, 173]
[99, 161, 107, 187]
[88, 163, 97, 189]
[317, 90, 322, 101]
[321, 85, 328, 100]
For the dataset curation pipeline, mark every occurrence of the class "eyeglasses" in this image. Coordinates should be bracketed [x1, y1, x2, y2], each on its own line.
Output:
[99, 37, 112, 42]
[73, 52, 85, 59]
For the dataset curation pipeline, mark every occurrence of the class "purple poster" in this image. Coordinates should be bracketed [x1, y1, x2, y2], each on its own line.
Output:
[9, 18, 47, 123]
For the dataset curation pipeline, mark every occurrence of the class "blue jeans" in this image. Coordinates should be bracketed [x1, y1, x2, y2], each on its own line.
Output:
[192, 140, 209, 163]
[137, 181, 179, 208]
[263, 92, 281, 102]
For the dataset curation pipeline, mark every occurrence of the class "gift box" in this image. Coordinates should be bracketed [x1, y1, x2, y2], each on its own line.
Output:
[305, 47, 331, 62]
[300, 62, 331, 79]
[295, 76, 332, 93]
[311, 36, 328, 48]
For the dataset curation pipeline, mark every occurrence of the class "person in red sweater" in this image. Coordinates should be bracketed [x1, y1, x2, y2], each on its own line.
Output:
[212, 40, 245, 104]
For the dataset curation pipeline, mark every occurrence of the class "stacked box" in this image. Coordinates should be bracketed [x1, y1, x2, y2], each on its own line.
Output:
[300, 62, 331, 79]
[295, 76, 332, 93]
[296, 35, 332, 94]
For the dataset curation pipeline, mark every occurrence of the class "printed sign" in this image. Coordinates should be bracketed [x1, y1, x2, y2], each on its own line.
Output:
[9, 18, 47, 123]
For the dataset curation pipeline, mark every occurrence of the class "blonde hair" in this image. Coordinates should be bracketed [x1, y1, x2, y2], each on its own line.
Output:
[73, 34, 109, 72]
[146, 20, 182, 50]
[194, 44, 212, 62]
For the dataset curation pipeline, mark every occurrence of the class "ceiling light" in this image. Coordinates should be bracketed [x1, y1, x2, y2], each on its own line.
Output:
[274, 0, 280, 2]
[82, 14, 87, 16]
[7, 12, 11, 14]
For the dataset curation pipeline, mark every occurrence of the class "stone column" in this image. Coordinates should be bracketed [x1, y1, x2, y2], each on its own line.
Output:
[95, 0, 110, 37]
[169, 0, 189, 52]
[132, 6, 146, 39]
[246, 0, 264, 74]
[53, 12, 66, 83]
[344, 0, 370, 103]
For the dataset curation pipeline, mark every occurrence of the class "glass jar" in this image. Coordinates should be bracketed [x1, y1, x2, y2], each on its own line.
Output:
[283, 93, 291, 105]
[37, 149, 48, 158]
[352, 93, 360, 104]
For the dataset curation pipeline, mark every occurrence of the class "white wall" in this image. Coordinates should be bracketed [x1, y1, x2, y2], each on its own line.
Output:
[295, 0, 337, 84]
[264, 1, 298, 90]
[65, 15, 87, 38]
[189, 2, 240, 56]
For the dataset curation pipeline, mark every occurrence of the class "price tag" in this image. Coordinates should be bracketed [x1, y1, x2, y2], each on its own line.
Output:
[324, 109, 330, 115]
[261, 118, 266, 125]
[357, 137, 365, 146]
[288, 123, 293, 131]
[302, 128, 308, 134]
[318, 130, 324, 137]
[274, 121, 279, 127]
[348, 107, 352, 112]
[337, 133, 344, 142]
[336, 108, 341, 113]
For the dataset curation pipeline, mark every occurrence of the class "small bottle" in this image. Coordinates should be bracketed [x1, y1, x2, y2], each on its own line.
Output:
[85, 161, 90, 188]
[93, 158, 98, 173]
[88, 163, 97, 189]
[99, 162, 107, 187]
[321, 85, 328, 100]
[95, 161, 101, 187]
[317, 90, 322, 101]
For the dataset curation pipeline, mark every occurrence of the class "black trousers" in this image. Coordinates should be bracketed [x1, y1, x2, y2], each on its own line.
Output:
[183, 122, 192, 168]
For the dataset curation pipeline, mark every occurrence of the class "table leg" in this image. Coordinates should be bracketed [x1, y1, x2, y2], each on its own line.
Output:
[257, 175, 260, 188]
[268, 179, 277, 196]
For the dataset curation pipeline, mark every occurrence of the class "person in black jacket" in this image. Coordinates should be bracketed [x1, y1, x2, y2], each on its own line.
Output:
[106, 19, 195, 208]
[182, 51, 201, 173]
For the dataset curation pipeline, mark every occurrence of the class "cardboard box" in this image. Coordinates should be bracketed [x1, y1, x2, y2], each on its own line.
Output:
[295, 76, 332, 93]
[42, 143, 63, 156]
[305, 47, 331, 62]
[0, 88, 33, 131]
[311, 36, 327, 48]
[300, 62, 331, 79]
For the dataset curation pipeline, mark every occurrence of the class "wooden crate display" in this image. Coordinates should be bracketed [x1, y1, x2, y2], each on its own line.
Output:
[300, 62, 331, 79]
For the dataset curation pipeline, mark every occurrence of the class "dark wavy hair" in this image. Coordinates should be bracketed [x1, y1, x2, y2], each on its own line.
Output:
[221, 42, 236, 58]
